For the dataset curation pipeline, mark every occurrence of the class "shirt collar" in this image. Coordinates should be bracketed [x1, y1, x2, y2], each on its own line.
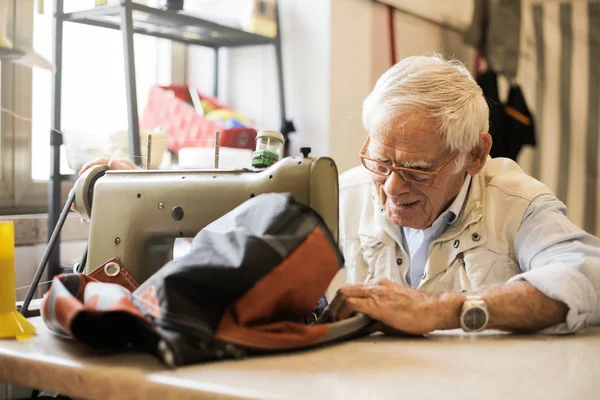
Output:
[378, 173, 473, 239]
[445, 174, 472, 225]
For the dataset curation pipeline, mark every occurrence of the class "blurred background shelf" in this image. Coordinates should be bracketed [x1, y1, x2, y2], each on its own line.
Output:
[62, 2, 278, 48]
[48, 0, 294, 279]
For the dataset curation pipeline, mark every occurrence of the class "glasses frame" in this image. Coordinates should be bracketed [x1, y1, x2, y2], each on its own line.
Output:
[359, 136, 458, 187]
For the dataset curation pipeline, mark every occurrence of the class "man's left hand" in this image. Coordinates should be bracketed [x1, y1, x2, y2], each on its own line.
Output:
[320, 278, 465, 335]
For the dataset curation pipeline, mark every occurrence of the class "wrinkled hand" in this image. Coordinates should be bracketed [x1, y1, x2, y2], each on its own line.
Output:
[320, 278, 464, 335]
[79, 157, 138, 175]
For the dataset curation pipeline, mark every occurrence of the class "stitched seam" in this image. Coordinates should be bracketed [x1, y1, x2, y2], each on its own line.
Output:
[120, 270, 139, 289]
[488, 182, 551, 200]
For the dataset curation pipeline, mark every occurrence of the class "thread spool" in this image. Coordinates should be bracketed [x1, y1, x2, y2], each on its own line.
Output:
[0, 221, 36, 339]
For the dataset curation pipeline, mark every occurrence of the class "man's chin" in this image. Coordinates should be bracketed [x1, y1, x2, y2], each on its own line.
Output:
[386, 201, 424, 227]
[386, 209, 427, 229]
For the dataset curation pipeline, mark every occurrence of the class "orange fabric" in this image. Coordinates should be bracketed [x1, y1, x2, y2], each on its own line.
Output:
[214, 228, 339, 350]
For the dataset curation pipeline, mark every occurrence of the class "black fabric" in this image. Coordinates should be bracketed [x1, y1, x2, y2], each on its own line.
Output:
[132, 193, 345, 366]
[477, 69, 536, 160]
[505, 84, 536, 159]
[478, 70, 506, 158]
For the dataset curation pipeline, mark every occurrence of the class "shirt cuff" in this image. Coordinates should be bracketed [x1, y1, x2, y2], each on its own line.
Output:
[507, 264, 598, 334]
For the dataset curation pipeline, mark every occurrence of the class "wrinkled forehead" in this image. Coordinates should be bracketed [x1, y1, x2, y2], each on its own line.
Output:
[368, 115, 448, 161]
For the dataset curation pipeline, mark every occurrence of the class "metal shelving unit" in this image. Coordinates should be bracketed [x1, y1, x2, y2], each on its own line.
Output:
[48, 0, 295, 278]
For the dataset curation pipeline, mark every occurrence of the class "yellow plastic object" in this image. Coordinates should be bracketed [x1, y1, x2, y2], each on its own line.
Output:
[0, 221, 36, 340]
[205, 109, 251, 126]
[243, 17, 277, 38]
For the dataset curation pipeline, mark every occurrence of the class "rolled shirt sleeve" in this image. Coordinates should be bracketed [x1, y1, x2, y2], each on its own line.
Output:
[508, 195, 600, 334]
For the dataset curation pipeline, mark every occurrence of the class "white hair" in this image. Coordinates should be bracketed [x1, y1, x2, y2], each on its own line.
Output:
[362, 54, 489, 165]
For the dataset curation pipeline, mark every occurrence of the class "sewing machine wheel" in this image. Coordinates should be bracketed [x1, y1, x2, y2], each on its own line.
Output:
[75, 164, 109, 222]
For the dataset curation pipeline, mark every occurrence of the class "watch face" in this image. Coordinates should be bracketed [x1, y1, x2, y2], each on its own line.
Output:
[463, 307, 487, 331]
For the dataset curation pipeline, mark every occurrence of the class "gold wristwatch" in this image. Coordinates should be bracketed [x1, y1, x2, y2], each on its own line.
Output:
[460, 295, 489, 332]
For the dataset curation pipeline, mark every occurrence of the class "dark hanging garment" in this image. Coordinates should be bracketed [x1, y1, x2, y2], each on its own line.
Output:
[477, 70, 506, 158]
[41, 193, 373, 367]
[477, 70, 536, 160]
[504, 84, 536, 160]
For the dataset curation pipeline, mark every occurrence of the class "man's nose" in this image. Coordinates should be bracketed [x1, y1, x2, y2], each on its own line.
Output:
[384, 171, 410, 196]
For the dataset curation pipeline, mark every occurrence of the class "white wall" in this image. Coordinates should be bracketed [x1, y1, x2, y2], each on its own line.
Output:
[371, 1, 476, 79]
[188, 0, 332, 161]
[186, 1, 475, 173]
[187, 0, 379, 173]
[328, 0, 374, 172]
[14, 241, 87, 302]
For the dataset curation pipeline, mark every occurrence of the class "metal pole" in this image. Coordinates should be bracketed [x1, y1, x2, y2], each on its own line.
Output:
[20, 190, 75, 315]
[120, 0, 142, 166]
[273, 3, 289, 155]
[21, 190, 77, 316]
[213, 46, 219, 97]
[146, 133, 152, 169]
[48, 0, 65, 280]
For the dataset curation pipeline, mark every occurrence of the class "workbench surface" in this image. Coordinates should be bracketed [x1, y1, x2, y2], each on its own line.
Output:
[1, 318, 599, 399]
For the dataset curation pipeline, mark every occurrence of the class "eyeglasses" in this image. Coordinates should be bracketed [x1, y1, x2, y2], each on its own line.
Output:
[359, 136, 457, 187]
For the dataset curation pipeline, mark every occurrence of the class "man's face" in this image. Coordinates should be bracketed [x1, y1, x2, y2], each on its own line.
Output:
[368, 116, 467, 229]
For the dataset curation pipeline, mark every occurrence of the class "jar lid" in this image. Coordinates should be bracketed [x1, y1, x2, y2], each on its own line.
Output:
[256, 130, 284, 143]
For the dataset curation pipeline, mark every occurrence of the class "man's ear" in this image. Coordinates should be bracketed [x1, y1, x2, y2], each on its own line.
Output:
[465, 132, 492, 176]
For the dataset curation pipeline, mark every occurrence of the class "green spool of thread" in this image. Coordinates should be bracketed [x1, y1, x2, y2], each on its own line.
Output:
[252, 130, 284, 168]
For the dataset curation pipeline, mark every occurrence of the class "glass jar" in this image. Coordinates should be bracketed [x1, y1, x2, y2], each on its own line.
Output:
[251, 130, 285, 168]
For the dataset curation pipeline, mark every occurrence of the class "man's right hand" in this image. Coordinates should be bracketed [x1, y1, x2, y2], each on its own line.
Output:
[79, 157, 139, 175]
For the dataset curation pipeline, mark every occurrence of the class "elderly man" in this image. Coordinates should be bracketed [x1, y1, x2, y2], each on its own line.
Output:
[322, 54, 600, 335]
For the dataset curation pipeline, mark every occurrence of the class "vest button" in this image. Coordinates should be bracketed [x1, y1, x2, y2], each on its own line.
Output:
[453, 239, 460, 248]
[396, 258, 403, 265]
[471, 232, 481, 242]
[421, 272, 426, 280]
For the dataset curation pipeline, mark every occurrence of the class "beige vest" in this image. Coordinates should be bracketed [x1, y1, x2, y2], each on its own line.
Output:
[337, 158, 553, 293]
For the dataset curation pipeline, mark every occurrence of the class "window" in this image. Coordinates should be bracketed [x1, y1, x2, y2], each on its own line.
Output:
[0, 0, 176, 214]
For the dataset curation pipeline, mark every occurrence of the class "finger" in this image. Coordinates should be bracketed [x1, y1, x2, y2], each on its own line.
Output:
[373, 278, 394, 287]
[321, 293, 344, 323]
[316, 306, 333, 324]
[334, 297, 370, 321]
[317, 296, 341, 323]
[79, 157, 110, 175]
[116, 158, 137, 168]
[69, 189, 78, 212]
[107, 159, 135, 170]
[337, 283, 379, 298]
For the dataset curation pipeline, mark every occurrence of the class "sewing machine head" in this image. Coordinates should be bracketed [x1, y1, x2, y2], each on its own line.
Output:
[75, 154, 339, 284]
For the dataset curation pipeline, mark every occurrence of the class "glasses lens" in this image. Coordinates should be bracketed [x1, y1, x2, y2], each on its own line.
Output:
[401, 170, 434, 185]
[362, 158, 390, 176]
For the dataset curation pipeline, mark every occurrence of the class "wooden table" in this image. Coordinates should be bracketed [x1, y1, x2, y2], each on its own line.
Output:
[1, 318, 599, 400]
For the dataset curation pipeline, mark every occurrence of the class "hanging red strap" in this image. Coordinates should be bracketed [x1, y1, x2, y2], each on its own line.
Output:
[388, 5, 396, 66]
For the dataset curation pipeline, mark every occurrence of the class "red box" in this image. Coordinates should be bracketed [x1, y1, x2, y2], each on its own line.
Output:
[140, 85, 257, 155]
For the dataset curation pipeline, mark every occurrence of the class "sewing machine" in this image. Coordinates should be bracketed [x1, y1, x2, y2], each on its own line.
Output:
[75, 153, 339, 284]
